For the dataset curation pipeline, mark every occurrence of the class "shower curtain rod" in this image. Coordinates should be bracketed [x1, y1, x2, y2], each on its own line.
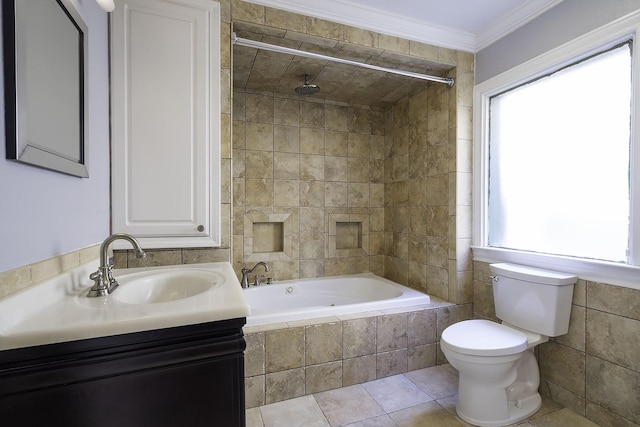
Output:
[232, 33, 455, 88]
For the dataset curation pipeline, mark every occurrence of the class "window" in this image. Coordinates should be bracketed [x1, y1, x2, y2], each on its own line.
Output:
[473, 14, 640, 289]
[488, 43, 631, 263]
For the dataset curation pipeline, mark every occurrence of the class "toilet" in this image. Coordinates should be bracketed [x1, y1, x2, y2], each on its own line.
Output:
[441, 263, 576, 427]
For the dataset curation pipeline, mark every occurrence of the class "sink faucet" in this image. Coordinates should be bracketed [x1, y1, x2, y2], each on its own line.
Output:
[87, 233, 146, 297]
[240, 262, 269, 288]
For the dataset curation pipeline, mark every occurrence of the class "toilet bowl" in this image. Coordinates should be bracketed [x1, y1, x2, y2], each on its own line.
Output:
[441, 319, 548, 427]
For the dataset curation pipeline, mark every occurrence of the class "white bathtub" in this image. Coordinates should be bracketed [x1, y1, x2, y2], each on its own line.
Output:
[243, 273, 431, 326]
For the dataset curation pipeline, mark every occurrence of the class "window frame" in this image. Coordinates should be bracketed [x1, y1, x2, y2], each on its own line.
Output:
[473, 11, 640, 290]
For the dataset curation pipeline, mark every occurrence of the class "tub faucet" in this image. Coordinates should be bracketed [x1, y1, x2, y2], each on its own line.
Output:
[87, 233, 146, 297]
[240, 262, 269, 288]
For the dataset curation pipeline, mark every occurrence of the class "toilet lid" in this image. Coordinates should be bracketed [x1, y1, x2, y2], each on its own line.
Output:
[441, 319, 528, 356]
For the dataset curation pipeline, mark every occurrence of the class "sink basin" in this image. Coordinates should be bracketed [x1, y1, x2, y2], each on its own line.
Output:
[0, 262, 249, 351]
[114, 269, 225, 304]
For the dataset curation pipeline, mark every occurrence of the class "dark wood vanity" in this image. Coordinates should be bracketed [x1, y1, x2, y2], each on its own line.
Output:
[0, 318, 246, 427]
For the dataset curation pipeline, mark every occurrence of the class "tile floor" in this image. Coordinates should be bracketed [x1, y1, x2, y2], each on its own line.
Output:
[246, 365, 599, 427]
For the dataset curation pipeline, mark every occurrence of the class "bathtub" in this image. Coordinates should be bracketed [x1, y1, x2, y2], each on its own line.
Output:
[243, 273, 431, 326]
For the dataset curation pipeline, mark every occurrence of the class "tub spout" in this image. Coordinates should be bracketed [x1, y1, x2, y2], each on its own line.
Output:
[240, 262, 269, 288]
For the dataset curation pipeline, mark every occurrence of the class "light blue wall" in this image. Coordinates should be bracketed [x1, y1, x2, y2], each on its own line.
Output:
[0, 1, 110, 272]
[476, 0, 640, 83]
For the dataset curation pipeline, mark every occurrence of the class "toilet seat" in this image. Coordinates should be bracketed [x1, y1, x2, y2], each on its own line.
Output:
[442, 320, 528, 356]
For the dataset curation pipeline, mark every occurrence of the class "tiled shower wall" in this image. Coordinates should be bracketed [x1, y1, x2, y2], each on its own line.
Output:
[232, 92, 386, 280]
[474, 261, 640, 427]
[383, 81, 472, 303]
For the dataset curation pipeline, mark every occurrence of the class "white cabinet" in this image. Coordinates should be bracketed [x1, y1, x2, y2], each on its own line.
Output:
[110, 0, 220, 248]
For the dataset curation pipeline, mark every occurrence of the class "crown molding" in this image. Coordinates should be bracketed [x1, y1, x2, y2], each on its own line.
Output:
[243, 0, 476, 52]
[242, 0, 564, 53]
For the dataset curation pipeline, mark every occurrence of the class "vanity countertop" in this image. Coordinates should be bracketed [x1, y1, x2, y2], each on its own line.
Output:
[0, 261, 249, 351]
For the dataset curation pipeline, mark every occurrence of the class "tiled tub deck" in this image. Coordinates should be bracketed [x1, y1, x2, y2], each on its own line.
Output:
[243, 300, 467, 408]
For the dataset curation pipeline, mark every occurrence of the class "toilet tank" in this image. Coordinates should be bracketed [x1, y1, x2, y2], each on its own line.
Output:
[490, 263, 577, 337]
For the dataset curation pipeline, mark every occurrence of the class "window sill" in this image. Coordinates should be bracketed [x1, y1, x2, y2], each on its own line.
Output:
[472, 246, 640, 290]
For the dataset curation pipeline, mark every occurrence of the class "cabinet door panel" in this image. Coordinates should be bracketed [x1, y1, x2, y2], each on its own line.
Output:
[111, 0, 220, 248]
[1, 357, 245, 427]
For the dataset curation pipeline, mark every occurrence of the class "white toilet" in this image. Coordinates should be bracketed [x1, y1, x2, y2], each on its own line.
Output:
[441, 263, 576, 427]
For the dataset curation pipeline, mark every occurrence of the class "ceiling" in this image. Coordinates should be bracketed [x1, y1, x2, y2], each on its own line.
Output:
[244, 0, 565, 52]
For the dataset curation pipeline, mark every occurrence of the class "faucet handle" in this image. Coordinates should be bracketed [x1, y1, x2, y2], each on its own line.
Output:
[89, 270, 102, 283]
[253, 275, 264, 286]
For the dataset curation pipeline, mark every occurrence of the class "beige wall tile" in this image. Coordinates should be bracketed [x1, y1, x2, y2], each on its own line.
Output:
[0, 266, 31, 299]
[246, 179, 274, 206]
[265, 367, 305, 404]
[379, 34, 410, 54]
[274, 125, 299, 153]
[265, 7, 306, 32]
[246, 93, 274, 124]
[273, 152, 299, 180]
[540, 379, 585, 417]
[306, 322, 343, 365]
[343, 355, 377, 386]
[306, 361, 343, 394]
[586, 402, 640, 427]
[300, 128, 325, 154]
[586, 356, 640, 425]
[300, 101, 325, 128]
[377, 313, 408, 352]
[344, 27, 377, 48]
[539, 341, 585, 397]
[306, 17, 343, 40]
[586, 309, 640, 371]
[231, 0, 264, 24]
[376, 349, 408, 378]
[343, 317, 377, 358]
[245, 375, 265, 408]
[246, 122, 274, 151]
[407, 309, 437, 347]
[325, 130, 348, 156]
[245, 150, 273, 179]
[127, 249, 181, 268]
[408, 344, 437, 371]
[274, 180, 299, 207]
[300, 154, 324, 181]
[245, 332, 265, 377]
[274, 97, 300, 126]
[587, 282, 640, 321]
[265, 327, 305, 373]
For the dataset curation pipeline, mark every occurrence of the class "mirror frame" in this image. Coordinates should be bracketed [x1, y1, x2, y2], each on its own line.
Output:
[3, 0, 89, 178]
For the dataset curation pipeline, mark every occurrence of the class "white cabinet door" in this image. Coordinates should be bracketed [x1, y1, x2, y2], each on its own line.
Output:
[110, 0, 220, 248]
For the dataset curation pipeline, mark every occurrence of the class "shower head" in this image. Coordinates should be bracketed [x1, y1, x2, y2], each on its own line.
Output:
[295, 74, 320, 96]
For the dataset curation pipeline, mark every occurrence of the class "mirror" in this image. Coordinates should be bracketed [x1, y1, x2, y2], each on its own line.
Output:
[3, 0, 89, 177]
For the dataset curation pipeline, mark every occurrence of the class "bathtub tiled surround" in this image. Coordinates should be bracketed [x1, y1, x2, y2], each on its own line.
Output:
[243, 302, 471, 408]
[247, 366, 599, 427]
[474, 261, 640, 427]
[231, 0, 474, 306]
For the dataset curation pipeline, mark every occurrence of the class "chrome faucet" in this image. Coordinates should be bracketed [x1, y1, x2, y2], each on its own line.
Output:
[87, 233, 146, 297]
[240, 262, 269, 288]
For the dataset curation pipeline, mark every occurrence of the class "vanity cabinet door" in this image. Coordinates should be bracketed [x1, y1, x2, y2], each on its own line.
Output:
[110, 0, 221, 249]
[0, 319, 246, 427]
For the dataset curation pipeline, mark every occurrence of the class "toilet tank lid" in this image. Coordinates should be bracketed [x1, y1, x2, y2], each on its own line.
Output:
[490, 263, 577, 286]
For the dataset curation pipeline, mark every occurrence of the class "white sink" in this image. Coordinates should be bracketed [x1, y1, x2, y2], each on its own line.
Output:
[114, 269, 224, 304]
[0, 262, 249, 351]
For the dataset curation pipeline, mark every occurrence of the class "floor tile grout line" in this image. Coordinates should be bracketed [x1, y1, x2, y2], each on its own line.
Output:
[310, 393, 333, 427]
